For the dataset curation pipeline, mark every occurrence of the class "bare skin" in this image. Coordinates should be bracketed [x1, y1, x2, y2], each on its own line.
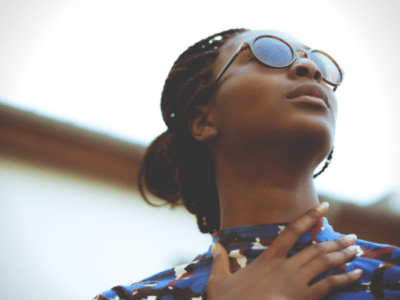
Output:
[189, 29, 338, 229]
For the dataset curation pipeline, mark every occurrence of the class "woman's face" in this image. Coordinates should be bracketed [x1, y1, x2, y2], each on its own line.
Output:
[208, 29, 338, 161]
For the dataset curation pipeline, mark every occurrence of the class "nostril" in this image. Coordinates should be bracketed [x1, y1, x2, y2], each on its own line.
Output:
[313, 70, 322, 81]
[296, 66, 308, 77]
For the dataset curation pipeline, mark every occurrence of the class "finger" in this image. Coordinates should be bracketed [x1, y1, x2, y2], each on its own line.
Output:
[263, 202, 329, 260]
[299, 245, 358, 281]
[309, 268, 363, 299]
[289, 234, 357, 268]
[210, 243, 231, 277]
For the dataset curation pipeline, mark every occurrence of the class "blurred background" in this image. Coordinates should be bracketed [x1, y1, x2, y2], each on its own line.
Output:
[0, 0, 399, 299]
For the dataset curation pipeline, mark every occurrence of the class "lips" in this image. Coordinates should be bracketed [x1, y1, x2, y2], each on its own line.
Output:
[287, 83, 329, 108]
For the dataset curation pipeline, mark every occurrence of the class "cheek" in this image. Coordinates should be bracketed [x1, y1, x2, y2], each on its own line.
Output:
[214, 65, 287, 129]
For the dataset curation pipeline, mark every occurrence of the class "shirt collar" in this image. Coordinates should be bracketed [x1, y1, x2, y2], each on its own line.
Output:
[211, 217, 341, 255]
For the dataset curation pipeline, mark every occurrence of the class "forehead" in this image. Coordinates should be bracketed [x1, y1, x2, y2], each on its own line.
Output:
[223, 29, 310, 51]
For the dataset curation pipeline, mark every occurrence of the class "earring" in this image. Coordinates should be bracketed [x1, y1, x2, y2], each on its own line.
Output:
[313, 147, 334, 179]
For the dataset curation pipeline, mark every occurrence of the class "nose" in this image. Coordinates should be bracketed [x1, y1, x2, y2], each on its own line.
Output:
[289, 57, 322, 83]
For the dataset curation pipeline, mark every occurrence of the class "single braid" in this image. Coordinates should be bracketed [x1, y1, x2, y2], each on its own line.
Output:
[162, 51, 218, 106]
[313, 147, 334, 178]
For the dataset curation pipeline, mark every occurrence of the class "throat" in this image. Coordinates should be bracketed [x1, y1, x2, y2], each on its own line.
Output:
[217, 168, 319, 230]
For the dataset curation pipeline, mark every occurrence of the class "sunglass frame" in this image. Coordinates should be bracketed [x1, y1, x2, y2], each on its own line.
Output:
[214, 35, 344, 91]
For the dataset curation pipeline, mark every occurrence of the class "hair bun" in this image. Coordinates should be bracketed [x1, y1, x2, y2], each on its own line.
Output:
[138, 130, 180, 204]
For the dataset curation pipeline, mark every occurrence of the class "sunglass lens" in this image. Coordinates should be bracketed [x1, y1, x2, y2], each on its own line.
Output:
[310, 51, 342, 85]
[253, 37, 294, 68]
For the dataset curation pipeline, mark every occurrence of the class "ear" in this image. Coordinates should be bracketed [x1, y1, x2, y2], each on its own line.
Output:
[188, 105, 219, 142]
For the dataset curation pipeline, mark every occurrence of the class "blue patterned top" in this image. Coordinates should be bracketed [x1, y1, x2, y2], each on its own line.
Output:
[94, 218, 400, 299]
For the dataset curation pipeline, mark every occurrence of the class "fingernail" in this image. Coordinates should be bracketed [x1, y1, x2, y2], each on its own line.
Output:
[316, 202, 329, 214]
[346, 245, 358, 255]
[211, 244, 219, 257]
[349, 268, 363, 277]
[310, 202, 329, 217]
[341, 234, 357, 247]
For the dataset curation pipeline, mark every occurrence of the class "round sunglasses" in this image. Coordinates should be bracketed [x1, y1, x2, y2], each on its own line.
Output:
[215, 35, 344, 91]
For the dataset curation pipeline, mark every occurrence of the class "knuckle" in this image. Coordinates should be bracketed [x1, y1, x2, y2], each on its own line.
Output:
[207, 274, 221, 285]
[287, 222, 304, 235]
[325, 275, 340, 288]
[313, 243, 327, 254]
[321, 255, 336, 267]
[333, 238, 345, 248]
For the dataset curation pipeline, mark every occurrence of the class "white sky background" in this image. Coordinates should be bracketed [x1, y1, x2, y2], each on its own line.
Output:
[0, 0, 399, 204]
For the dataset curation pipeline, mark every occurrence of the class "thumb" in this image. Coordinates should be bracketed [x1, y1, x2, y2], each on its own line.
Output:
[210, 243, 231, 277]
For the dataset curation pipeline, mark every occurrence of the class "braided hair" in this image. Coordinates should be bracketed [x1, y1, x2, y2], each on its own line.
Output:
[138, 28, 334, 234]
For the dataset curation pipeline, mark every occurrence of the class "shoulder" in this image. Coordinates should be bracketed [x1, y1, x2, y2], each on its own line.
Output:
[93, 253, 212, 300]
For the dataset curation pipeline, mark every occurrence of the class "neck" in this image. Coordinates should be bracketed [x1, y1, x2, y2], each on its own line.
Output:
[215, 148, 320, 230]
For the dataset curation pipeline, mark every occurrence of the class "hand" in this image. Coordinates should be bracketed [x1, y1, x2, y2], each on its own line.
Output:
[206, 202, 362, 300]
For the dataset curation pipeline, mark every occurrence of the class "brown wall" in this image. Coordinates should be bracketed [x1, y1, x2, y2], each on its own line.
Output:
[0, 103, 145, 187]
[322, 194, 400, 247]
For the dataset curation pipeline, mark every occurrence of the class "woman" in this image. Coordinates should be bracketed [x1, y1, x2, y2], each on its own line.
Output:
[94, 28, 400, 299]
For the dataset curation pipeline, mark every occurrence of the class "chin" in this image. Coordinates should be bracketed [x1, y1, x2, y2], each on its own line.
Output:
[284, 116, 335, 162]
